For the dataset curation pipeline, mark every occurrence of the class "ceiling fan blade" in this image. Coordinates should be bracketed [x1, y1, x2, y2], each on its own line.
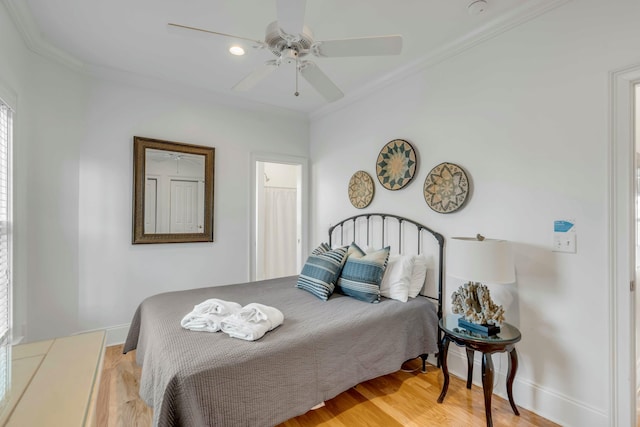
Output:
[299, 61, 343, 102]
[276, 0, 306, 39]
[312, 35, 403, 57]
[232, 61, 279, 92]
[167, 23, 265, 46]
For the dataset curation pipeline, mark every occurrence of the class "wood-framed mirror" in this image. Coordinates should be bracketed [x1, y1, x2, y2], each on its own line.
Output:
[133, 136, 215, 244]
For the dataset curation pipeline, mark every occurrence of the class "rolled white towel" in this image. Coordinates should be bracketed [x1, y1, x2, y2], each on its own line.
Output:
[181, 299, 242, 332]
[193, 298, 242, 315]
[220, 303, 284, 341]
[181, 312, 223, 332]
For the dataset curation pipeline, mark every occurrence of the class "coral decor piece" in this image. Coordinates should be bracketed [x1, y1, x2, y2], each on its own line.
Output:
[451, 282, 505, 326]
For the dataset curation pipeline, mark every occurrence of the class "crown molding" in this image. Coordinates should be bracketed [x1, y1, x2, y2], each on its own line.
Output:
[2, 0, 84, 70]
[1, 0, 305, 119]
[2, 0, 572, 119]
[309, 0, 573, 121]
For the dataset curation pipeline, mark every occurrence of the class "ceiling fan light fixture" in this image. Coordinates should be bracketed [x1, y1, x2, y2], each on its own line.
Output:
[229, 46, 245, 56]
[169, 0, 403, 103]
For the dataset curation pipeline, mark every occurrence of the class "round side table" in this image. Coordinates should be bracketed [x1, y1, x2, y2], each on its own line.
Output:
[437, 314, 522, 427]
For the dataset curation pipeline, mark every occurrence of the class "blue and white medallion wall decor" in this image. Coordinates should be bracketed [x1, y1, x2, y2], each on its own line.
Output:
[375, 139, 417, 191]
[423, 162, 469, 213]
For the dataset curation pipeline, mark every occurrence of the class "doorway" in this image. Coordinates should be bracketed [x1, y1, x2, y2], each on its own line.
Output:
[610, 65, 640, 427]
[635, 83, 640, 426]
[250, 153, 308, 281]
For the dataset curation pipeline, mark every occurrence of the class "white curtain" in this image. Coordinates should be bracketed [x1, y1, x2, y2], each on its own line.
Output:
[263, 187, 297, 279]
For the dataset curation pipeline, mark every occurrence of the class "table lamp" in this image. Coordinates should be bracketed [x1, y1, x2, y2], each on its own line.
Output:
[447, 235, 515, 335]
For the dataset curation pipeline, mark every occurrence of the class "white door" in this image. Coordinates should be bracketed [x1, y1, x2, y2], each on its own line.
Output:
[170, 179, 198, 233]
[144, 178, 157, 233]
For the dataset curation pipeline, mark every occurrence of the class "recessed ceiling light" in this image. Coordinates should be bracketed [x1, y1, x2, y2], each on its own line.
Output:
[468, 0, 488, 15]
[229, 46, 245, 56]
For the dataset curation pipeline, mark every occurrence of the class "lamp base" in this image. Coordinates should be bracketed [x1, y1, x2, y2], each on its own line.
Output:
[457, 317, 500, 336]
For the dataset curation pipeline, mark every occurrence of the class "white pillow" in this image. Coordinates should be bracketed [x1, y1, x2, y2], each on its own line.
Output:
[380, 254, 414, 302]
[409, 254, 429, 298]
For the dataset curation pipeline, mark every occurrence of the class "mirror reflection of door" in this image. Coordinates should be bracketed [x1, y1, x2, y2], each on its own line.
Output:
[256, 161, 302, 280]
[170, 179, 199, 233]
[145, 148, 205, 234]
[144, 177, 158, 233]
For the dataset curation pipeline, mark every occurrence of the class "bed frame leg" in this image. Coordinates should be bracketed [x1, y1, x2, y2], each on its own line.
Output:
[420, 354, 428, 373]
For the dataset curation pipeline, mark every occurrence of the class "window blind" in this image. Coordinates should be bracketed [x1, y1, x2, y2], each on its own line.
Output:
[0, 101, 12, 408]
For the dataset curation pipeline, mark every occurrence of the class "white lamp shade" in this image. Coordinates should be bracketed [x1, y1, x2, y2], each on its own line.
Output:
[447, 237, 515, 284]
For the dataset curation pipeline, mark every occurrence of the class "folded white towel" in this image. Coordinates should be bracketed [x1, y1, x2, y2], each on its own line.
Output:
[181, 299, 242, 332]
[220, 303, 284, 341]
[193, 298, 242, 315]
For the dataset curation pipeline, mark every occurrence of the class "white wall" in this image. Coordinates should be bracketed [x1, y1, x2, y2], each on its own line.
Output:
[0, 1, 310, 342]
[26, 57, 89, 342]
[0, 4, 91, 341]
[310, 0, 640, 425]
[76, 77, 309, 335]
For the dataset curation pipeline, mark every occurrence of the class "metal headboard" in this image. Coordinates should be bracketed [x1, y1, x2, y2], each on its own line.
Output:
[328, 213, 445, 321]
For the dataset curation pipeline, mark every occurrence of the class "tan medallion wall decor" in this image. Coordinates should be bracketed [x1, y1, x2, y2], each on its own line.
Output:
[376, 139, 417, 191]
[348, 170, 374, 209]
[423, 162, 469, 213]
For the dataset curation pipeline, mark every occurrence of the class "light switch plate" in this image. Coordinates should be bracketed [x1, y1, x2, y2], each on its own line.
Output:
[553, 219, 576, 254]
[553, 233, 576, 253]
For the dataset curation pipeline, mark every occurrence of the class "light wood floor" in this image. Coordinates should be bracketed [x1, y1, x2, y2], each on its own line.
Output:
[97, 345, 559, 427]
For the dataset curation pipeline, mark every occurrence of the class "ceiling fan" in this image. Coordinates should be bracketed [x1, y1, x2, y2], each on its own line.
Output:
[168, 0, 403, 102]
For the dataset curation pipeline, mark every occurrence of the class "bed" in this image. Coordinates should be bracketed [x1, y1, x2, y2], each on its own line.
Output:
[123, 213, 445, 427]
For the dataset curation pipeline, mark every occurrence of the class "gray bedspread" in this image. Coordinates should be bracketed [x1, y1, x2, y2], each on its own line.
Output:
[123, 275, 439, 427]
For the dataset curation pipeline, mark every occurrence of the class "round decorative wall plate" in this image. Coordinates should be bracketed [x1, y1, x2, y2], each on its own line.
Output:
[376, 139, 417, 191]
[423, 162, 469, 213]
[348, 170, 374, 209]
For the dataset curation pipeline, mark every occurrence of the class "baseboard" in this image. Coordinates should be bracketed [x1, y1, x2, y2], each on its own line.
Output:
[74, 323, 130, 347]
[445, 348, 607, 427]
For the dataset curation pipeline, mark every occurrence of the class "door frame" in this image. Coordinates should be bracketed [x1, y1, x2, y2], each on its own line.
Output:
[144, 177, 158, 233]
[249, 152, 308, 282]
[609, 63, 640, 427]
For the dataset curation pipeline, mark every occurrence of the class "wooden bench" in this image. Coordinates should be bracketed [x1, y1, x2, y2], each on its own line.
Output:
[0, 330, 105, 426]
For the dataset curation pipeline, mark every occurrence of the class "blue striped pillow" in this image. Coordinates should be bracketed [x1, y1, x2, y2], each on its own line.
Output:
[337, 243, 390, 303]
[296, 245, 348, 300]
[311, 242, 331, 255]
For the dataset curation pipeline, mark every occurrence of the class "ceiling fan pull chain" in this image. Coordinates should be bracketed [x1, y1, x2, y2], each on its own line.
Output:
[295, 57, 300, 97]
